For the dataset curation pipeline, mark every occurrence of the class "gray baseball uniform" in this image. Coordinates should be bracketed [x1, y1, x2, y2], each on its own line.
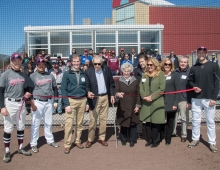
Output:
[29, 71, 57, 147]
[30, 71, 57, 100]
[0, 69, 31, 133]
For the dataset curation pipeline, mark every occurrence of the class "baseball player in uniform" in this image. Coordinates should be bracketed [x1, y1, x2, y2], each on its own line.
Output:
[0, 53, 34, 163]
[29, 58, 59, 153]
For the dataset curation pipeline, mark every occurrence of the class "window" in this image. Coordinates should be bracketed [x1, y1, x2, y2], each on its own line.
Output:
[29, 33, 47, 45]
[96, 32, 115, 43]
[51, 45, 70, 57]
[118, 31, 137, 43]
[50, 32, 69, 44]
[140, 31, 160, 43]
[116, 4, 134, 25]
[72, 32, 92, 44]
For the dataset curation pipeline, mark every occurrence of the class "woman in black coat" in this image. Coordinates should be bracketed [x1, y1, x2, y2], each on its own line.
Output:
[161, 58, 181, 145]
[114, 63, 141, 147]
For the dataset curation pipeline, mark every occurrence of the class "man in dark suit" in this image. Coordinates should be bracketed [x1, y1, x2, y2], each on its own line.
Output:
[131, 48, 139, 69]
[167, 50, 179, 69]
[153, 49, 162, 62]
[85, 55, 115, 148]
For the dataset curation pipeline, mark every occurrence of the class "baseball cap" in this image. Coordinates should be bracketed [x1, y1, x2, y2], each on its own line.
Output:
[11, 53, 22, 60]
[120, 48, 124, 51]
[197, 46, 207, 52]
[84, 49, 88, 52]
[154, 49, 158, 51]
[36, 58, 46, 64]
[54, 65, 59, 69]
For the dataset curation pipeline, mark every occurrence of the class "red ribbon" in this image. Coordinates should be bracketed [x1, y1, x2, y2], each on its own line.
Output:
[18, 98, 26, 120]
[17, 88, 195, 120]
[160, 88, 195, 95]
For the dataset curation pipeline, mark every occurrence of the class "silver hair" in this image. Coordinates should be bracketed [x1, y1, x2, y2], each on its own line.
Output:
[179, 56, 189, 63]
[92, 55, 103, 64]
[121, 62, 133, 73]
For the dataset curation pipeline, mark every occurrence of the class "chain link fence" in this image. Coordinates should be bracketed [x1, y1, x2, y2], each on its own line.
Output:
[1, 105, 220, 127]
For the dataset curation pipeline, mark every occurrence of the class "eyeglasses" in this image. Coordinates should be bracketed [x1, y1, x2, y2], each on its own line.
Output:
[147, 64, 153, 66]
[94, 63, 101, 66]
[164, 63, 172, 66]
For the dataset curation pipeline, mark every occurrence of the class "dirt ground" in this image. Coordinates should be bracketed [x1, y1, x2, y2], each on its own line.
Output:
[0, 125, 220, 170]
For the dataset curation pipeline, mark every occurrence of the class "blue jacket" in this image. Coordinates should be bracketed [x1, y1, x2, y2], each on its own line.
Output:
[121, 60, 132, 66]
[81, 55, 92, 65]
[153, 54, 162, 62]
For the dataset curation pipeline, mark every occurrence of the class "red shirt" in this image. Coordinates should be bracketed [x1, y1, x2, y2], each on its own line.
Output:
[108, 57, 119, 71]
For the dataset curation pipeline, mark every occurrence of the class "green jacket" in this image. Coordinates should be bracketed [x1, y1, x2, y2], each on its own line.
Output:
[139, 71, 166, 124]
[61, 69, 86, 107]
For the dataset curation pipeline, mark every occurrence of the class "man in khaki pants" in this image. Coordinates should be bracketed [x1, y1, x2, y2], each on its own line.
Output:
[61, 55, 87, 154]
[85, 55, 115, 148]
[173, 56, 191, 142]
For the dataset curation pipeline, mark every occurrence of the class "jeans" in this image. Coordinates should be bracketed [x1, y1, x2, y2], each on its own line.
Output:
[191, 98, 216, 144]
[52, 89, 62, 114]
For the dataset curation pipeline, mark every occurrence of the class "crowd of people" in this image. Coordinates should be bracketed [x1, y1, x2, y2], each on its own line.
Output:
[0, 46, 219, 163]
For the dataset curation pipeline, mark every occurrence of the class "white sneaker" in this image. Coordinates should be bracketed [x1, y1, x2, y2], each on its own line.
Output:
[188, 140, 199, 148]
[31, 146, 39, 153]
[48, 142, 59, 148]
[210, 144, 217, 153]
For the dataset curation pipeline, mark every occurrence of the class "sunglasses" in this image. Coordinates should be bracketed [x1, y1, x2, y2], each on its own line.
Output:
[94, 63, 101, 66]
[147, 64, 153, 66]
[164, 63, 172, 66]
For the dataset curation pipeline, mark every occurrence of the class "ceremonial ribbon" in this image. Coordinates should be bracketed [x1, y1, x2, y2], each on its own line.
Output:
[18, 88, 195, 120]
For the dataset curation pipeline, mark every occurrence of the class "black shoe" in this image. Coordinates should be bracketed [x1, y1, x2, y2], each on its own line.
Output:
[165, 142, 171, 146]
[150, 143, 160, 148]
[172, 133, 178, 137]
[130, 142, 134, 147]
[137, 134, 142, 139]
[145, 142, 152, 147]
[121, 142, 126, 146]
[181, 137, 187, 143]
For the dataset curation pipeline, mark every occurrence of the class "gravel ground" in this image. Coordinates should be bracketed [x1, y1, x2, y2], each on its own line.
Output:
[0, 125, 220, 170]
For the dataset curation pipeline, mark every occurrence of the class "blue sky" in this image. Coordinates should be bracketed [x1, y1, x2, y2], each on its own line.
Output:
[0, 0, 219, 56]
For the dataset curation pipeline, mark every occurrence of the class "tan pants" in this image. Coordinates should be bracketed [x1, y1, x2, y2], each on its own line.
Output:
[88, 95, 109, 142]
[64, 97, 87, 148]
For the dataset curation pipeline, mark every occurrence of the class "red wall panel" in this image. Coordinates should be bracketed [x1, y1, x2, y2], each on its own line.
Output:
[149, 7, 220, 55]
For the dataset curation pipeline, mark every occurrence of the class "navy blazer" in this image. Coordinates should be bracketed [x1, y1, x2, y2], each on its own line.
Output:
[85, 65, 115, 110]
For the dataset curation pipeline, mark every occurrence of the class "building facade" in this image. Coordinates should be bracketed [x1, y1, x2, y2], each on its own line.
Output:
[24, 25, 164, 58]
[112, 0, 220, 55]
